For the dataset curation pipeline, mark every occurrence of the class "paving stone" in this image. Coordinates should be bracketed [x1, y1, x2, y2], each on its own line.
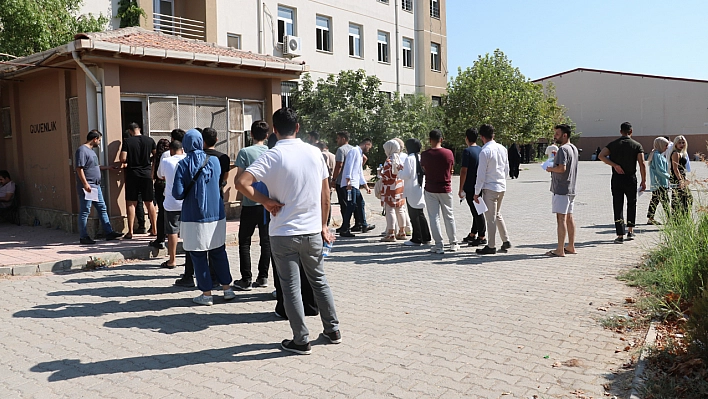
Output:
[12, 264, 37, 276]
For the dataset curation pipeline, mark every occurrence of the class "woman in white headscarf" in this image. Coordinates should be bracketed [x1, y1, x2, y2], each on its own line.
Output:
[380, 140, 406, 242]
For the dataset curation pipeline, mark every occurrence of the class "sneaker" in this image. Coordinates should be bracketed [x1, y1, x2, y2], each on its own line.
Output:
[323, 330, 342, 344]
[405, 227, 412, 236]
[469, 237, 487, 247]
[429, 246, 444, 254]
[105, 231, 124, 241]
[626, 232, 635, 241]
[476, 245, 496, 255]
[232, 279, 253, 291]
[339, 231, 356, 238]
[79, 237, 96, 245]
[462, 235, 475, 243]
[501, 241, 512, 250]
[281, 339, 312, 355]
[253, 278, 269, 288]
[614, 236, 624, 244]
[193, 294, 213, 306]
[223, 289, 236, 301]
[449, 243, 461, 252]
[361, 224, 376, 233]
[403, 240, 422, 246]
[174, 276, 195, 288]
[350, 225, 363, 232]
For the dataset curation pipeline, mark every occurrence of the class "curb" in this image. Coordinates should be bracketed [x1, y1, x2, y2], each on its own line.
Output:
[629, 321, 658, 399]
[2, 232, 238, 276]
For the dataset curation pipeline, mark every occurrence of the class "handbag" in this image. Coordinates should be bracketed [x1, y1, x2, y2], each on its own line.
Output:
[374, 178, 383, 200]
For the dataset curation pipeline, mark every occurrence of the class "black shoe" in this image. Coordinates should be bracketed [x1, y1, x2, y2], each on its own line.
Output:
[105, 231, 124, 241]
[462, 235, 475, 243]
[174, 277, 195, 287]
[148, 240, 165, 249]
[476, 245, 496, 255]
[469, 237, 487, 247]
[361, 224, 376, 233]
[339, 231, 356, 238]
[614, 236, 624, 244]
[281, 339, 312, 355]
[322, 330, 342, 344]
[501, 241, 512, 250]
[233, 278, 253, 291]
[350, 225, 363, 232]
[626, 232, 635, 241]
[253, 278, 268, 288]
[134, 227, 147, 234]
[80, 237, 96, 245]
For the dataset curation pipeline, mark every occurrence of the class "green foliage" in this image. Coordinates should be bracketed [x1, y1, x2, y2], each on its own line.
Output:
[0, 0, 108, 57]
[291, 69, 443, 168]
[443, 49, 574, 148]
[116, 0, 146, 28]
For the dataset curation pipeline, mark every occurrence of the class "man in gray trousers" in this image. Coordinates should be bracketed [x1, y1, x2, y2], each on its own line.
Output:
[235, 107, 340, 355]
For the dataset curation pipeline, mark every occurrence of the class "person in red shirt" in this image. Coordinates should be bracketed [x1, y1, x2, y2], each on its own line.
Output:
[420, 129, 459, 254]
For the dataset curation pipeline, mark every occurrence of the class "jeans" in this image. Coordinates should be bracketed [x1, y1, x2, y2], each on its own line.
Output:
[407, 204, 431, 244]
[238, 205, 271, 282]
[190, 245, 232, 292]
[647, 186, 670, 220]
[77, 184, 114, 239]
[336, 186, 362, 229]
[340, 186, 367, 231]
[424, 191, 457, 248]
[271, 234, 339, 345]
[611, 175, 637, 236]
[465, 189, 487, 238]
[482, 190, 510, 248]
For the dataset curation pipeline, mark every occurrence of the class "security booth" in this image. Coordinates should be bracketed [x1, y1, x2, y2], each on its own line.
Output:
[0, 27, 306, 234]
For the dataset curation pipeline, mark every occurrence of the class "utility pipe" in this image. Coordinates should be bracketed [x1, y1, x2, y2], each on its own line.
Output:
[394, 0, 400, 94]
[257, 0, 264, 54]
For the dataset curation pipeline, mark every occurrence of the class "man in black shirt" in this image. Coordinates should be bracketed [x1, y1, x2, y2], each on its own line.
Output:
[119, 122, 157, 239]
[201, 128, 231, 199]
[599, 122, 646, 243]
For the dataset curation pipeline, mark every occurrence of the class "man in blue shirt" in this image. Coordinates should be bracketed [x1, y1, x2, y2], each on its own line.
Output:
[458, 128, 486, 246]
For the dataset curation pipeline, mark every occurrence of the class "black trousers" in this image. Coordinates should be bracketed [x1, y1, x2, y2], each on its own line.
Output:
[135, 193, 145, 230]
[407, 203, 431, 244]
[154, 181, 166, 243]
[509, 162, 520, 179]
[464, 190, 487, 237]
[272, 255, 319, 318]
[611, 175, 637, 236]
[647, 186, 669, 220]
[671, 184, 693, 215]
[238, 205, 271, 282]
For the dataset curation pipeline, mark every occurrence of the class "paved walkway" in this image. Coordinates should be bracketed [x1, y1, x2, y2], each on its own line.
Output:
[1, 161, 704, 398]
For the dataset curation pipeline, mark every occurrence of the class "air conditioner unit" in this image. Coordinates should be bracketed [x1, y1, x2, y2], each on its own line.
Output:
[283, 35, 302, 57]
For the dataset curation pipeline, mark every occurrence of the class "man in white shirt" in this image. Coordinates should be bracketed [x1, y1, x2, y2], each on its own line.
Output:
[235, 108, 340, 355]
[473, 124, 512, 255]
[339, 138, 374, 237]
[157, 140, 187, 269]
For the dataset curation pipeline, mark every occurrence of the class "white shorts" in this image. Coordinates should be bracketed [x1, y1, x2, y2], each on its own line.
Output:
[552, 194, 575, 214]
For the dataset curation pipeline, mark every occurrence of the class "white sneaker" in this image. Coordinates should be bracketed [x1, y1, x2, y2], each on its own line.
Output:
[403, 240, 421, 246]
[430, 246, 444, 254]
[193, 294, 213, 306]
[449, 243, 461, 252]
[223, 289, 236, 301]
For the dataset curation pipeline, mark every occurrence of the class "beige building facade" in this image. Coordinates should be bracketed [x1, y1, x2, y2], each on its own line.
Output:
[535, 68, 708, 160]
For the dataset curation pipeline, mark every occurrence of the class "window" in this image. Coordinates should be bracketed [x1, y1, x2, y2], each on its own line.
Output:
[402, 38, 413, 67]
[378, 0, 389, 3]
[316, 15, 331, 52]
[349, 24, 362, 57]
[431, 42, 441, 71]
[1, 108, 11, 138]
[281, 81, 298, 108]
[431, 96, 441, 107]
[402, 0, 413, 11]
[277, 6, 295, 43]
[430, 0, 440, 18]
[227, 33, 241, 49]
[377, 31, 389, 63]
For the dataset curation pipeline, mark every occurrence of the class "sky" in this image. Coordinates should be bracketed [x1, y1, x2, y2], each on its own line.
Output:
[446, 0, 708, 81]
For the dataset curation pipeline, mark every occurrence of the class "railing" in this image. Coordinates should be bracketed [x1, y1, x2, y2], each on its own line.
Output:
[153, 13, 205, 41]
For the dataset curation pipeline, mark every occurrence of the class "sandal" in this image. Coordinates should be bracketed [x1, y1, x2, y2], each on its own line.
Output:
[380, 235, 396, 242]
[395, 233, 407, 240]
[160, 261, 176, 269]
[545, 250, 564, 257]
[123, 233, 133, 240]
[564, 247, 577, 254]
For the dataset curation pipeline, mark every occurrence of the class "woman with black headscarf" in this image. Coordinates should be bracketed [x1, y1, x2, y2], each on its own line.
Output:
[398, 138, 431, 246]
[508, 143, 521, 179]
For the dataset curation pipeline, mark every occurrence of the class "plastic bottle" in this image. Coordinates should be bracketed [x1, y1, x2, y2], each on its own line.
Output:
[347, 188, 352, 202]
[322, 227, 337, 257]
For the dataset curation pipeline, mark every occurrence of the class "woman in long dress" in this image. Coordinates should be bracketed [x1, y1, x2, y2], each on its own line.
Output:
[380, 140, 407, 242]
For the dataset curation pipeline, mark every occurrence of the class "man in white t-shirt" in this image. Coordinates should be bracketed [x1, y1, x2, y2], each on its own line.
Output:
[235, 108, 340, 355]
[157, 140, 186, 269]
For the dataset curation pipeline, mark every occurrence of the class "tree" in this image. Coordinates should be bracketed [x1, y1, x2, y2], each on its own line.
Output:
[291, 69, 443, 168]
[0, 0, 108, 58]
[443, 49, 572, 148]
[116, 0, 146, 28]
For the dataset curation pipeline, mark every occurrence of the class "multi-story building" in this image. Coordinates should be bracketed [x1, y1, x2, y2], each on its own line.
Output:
[81, 0, 448, 102]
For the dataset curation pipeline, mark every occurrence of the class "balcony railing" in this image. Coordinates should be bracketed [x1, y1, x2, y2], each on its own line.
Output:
[153, 13, 205, 41]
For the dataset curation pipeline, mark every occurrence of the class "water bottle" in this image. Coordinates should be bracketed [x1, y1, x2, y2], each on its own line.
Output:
[322, 228, 336, 257]
[347, 188, 352, 202]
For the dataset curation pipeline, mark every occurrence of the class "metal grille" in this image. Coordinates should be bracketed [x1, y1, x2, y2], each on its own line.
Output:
[281, 81, 298, 109]
[228, 100, 244, 158]
[178, 97, 196, 130]
[195, 100, 228, 154]
[67, 98, 81, 162]
[148, 96, 178, 134]
[1, 107, 11, 138]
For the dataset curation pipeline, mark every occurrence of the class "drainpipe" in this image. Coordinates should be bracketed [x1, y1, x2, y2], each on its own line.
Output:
[257, 0, 264, 54]
[394, 0, 401, 94]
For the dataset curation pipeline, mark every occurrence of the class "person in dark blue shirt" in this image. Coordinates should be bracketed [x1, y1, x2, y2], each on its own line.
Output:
[458, 128, 486, 246]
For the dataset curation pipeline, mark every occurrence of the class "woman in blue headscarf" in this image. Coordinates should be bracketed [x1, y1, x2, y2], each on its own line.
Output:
[173, 129, 234, 305]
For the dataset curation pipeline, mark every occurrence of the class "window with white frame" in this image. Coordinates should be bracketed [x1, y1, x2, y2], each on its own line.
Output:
[430, 0, 440, 18]
[431, 42, 441, 71]
[349, 24, 362, 57]
[316, 15, 331, 52]
[402, 38, 413, 68]
[402, 0, 413, 12]
[377, 31, 389, 63]
[277, 6, 295, 43]
[227, 33, 241, 49]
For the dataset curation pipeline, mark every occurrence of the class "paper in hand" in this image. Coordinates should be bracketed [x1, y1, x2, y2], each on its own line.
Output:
[83, 185, 99, 202]
[474, 198, 488, 214]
